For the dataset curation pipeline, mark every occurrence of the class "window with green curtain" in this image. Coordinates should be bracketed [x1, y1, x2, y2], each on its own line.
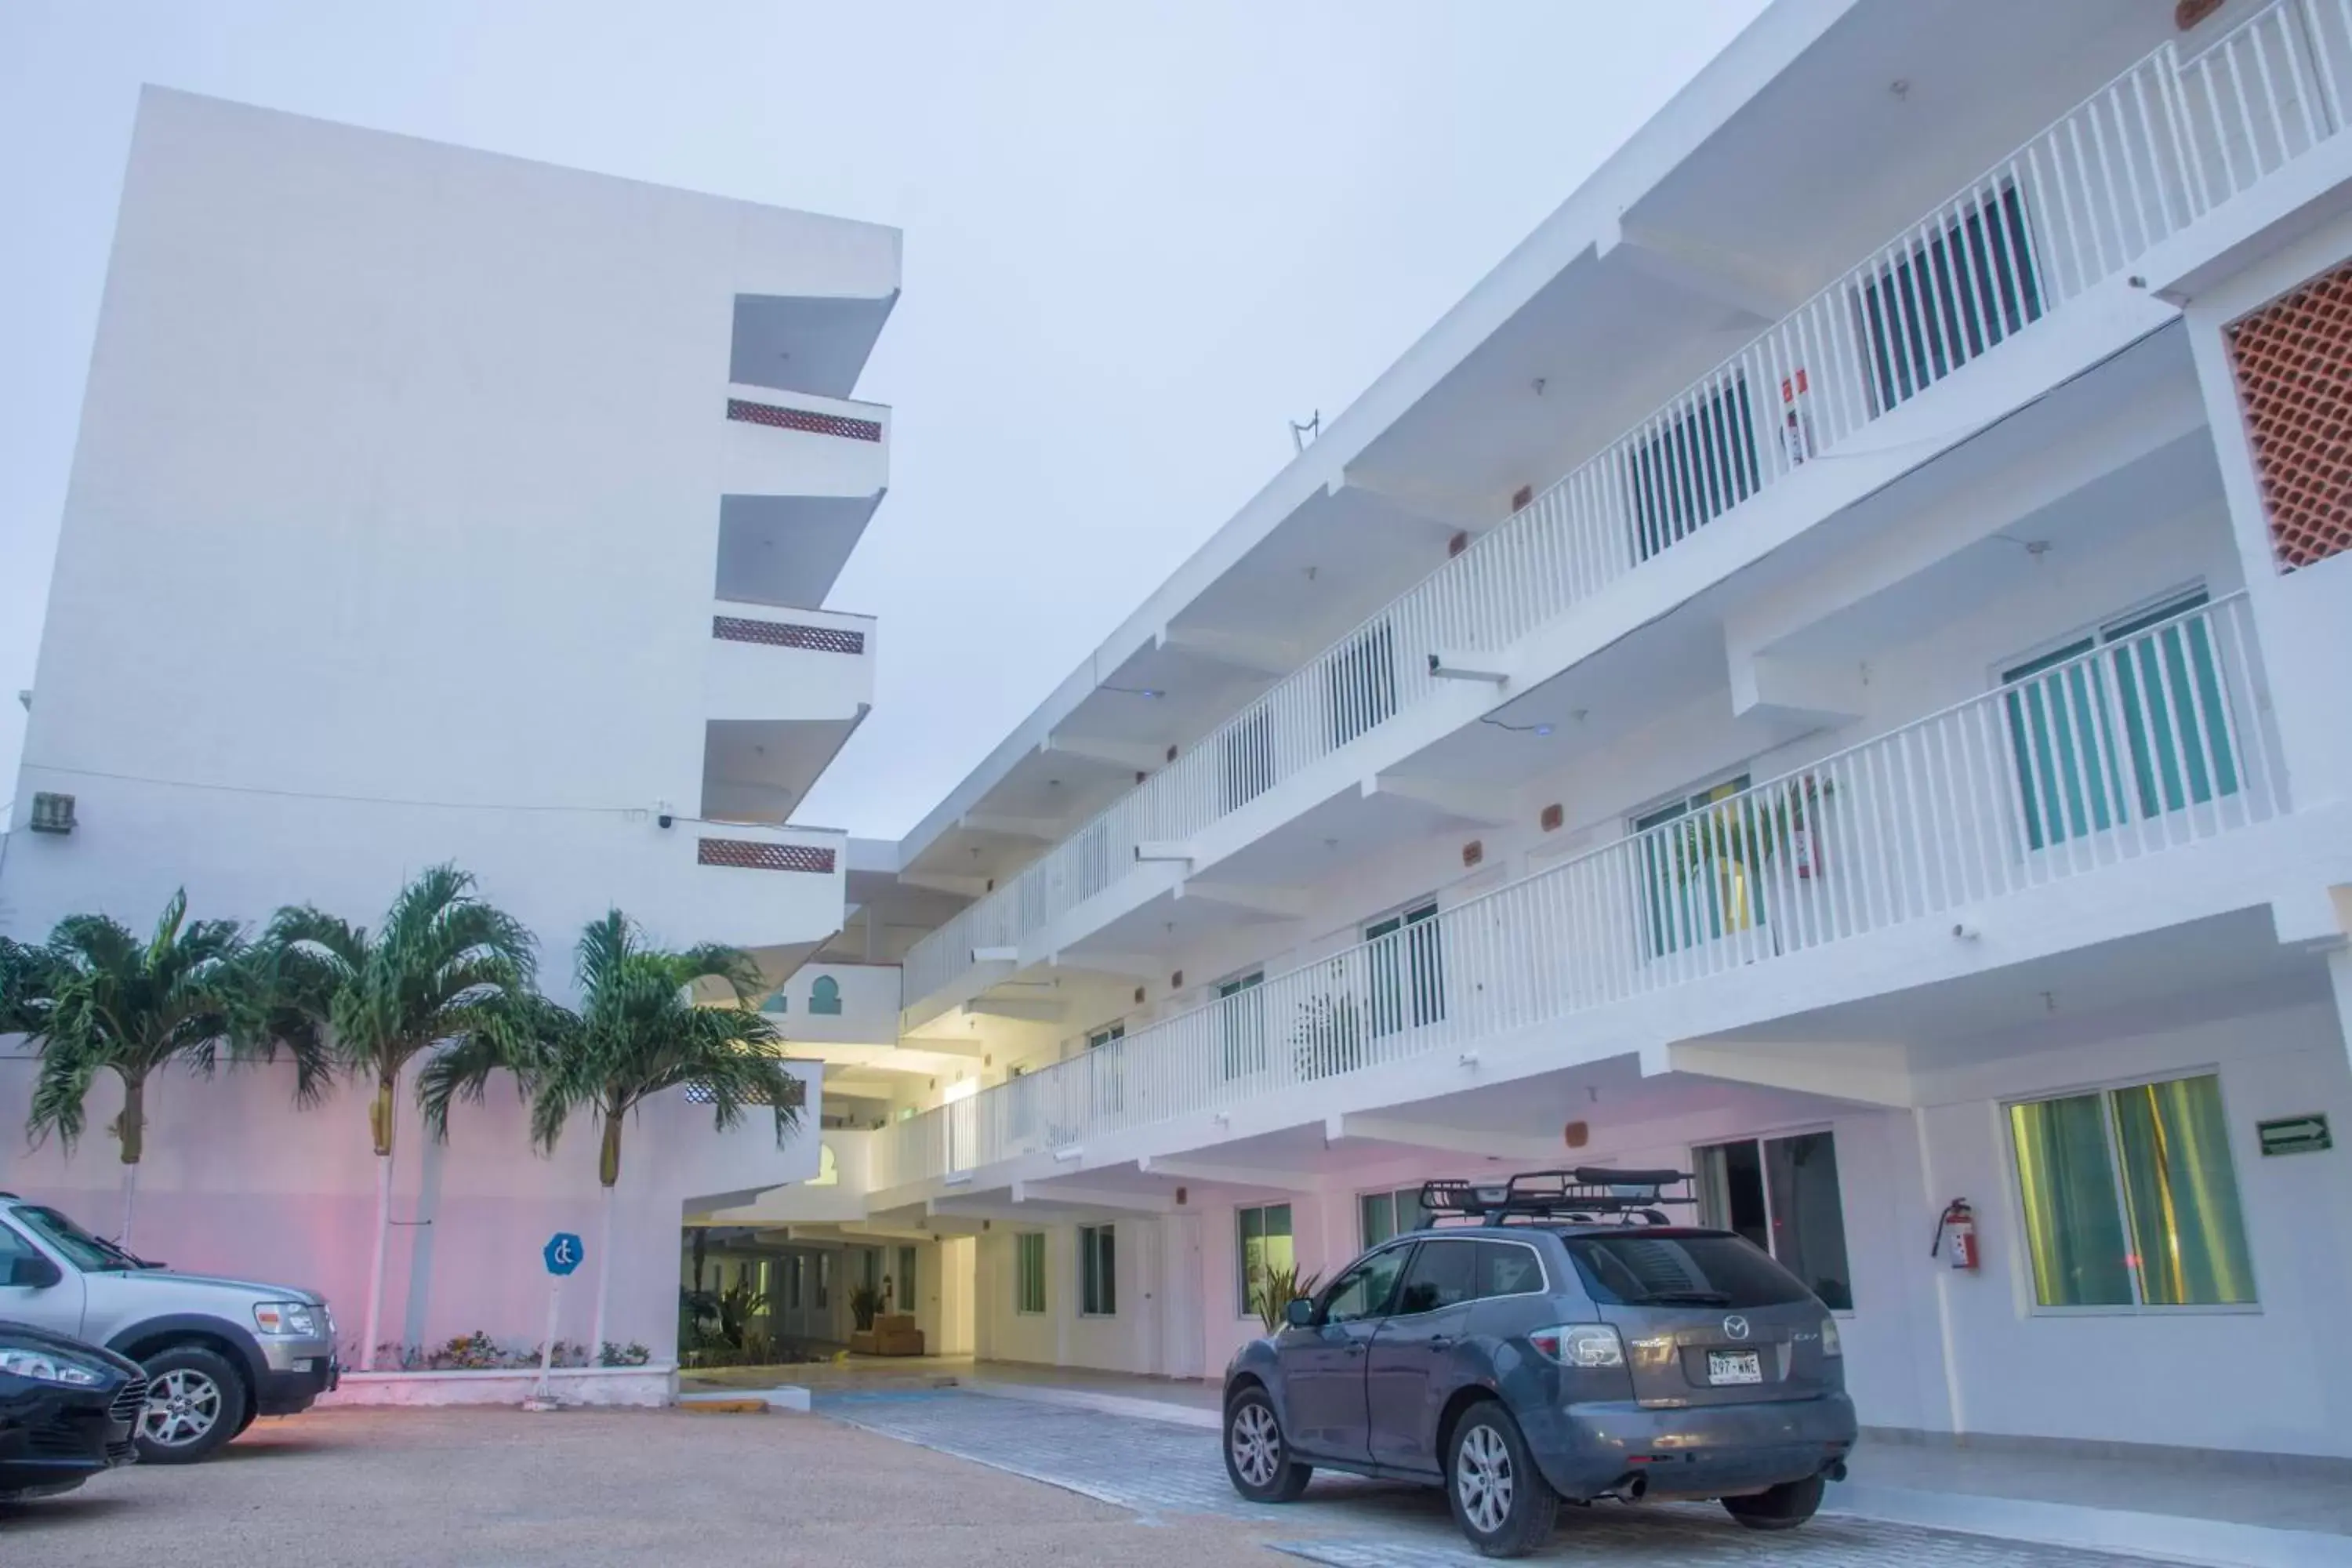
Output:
[2002, 593, 2237, 852]
[1079, 1225, 1117, 1317]
[2110, 1077, 2256, 1306]
[1634, 777, 1761, 958]
[1359, 1186, 1432, 1249]
[1237, 1203, 1294, 1318]
[2009, 1073, 2254, 1309]
[1014, 1232, 1046, 1315]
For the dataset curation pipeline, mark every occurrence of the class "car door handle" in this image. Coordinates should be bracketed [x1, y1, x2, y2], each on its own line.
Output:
[1428, 1337, 1453, 1351]
[1346, 1343, 1366, 1356]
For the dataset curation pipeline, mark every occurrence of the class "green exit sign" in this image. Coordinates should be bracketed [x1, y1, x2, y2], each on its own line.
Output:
[2257, 1114, 2332, 1157]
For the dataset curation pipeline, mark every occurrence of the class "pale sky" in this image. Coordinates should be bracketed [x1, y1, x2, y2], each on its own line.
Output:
[0, 0, 1768, 840]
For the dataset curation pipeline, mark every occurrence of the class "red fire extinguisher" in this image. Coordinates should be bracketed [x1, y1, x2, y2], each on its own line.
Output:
[1932, 1200, 1980, 1271]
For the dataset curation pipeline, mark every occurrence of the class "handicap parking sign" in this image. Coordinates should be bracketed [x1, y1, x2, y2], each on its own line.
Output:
[543, 1232, 585, 1276]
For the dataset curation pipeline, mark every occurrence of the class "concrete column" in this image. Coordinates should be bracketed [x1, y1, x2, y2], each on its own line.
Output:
[2179, 211, 2352, 813]
[2327, 947, 2352, 1080]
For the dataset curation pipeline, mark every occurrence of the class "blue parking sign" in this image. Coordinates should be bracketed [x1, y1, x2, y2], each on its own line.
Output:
[543, 1232, 585, 1276]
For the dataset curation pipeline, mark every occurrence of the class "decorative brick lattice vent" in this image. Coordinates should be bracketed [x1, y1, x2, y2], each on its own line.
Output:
[725, 397, 884, 442]
[697, 838, 837, 874]
[712, 616, 866, 655]
[2227, 260, 2352, 572]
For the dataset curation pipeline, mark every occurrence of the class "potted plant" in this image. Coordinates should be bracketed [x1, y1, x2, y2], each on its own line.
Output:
[1249, 1263, 1323, 1334]
[848, 1282, 884, 1334]
[1290, 991, 1363, 1080]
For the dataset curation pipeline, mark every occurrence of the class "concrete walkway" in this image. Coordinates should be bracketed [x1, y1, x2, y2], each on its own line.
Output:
[735, 1358, 2352, 1568]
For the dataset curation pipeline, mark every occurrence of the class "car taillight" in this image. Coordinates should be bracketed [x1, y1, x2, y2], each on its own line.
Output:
[1529, 1323, 1624, 1368]
[1821, 1316, 1843, 1357]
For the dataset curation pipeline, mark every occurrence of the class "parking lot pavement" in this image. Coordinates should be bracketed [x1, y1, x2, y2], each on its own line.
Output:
[0, 1406, 1290, 1567]
[818, 1390, 2190, 1568]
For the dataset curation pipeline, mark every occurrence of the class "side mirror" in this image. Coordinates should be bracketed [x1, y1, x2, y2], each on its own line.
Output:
[5, 1254, 63, 1290]
[1283, 1298, 1316, 1330]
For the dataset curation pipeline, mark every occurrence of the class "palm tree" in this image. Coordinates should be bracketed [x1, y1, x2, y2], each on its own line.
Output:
[263, 864, 535, 1370]
[423, 910, 800, 1361]
[18, 891, 323, 1249]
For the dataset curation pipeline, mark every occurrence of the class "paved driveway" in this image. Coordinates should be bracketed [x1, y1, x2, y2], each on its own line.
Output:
[0, 1406, 1284, 1567]
[818, 1389, 2183, 1568]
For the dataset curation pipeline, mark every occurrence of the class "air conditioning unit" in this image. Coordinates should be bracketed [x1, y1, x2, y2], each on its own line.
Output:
[27, 792, 75, 835]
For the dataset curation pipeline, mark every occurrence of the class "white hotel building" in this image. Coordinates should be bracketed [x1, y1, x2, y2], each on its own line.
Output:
[7, 0, 2352, 1466]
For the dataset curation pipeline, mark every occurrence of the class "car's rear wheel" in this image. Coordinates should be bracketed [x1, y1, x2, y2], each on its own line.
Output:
[135, 1345, 246, 1465]
[1722, 1474, 1826, 1531]
[1223, 1388, 1312, 1503]
[1446, 1401, 1558, 1559]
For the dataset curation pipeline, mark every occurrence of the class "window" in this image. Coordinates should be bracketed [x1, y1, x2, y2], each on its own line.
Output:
[861, 1247, 880, 1294]
[1566, 1233, 1816, 1308]
[1236, 1203, 1294, 1318]
[897, 1245, 917, 1313]
[1084, 1022, 1125, 1116]
[0, 1222, 42, 1279]
[1319, 1245, 1410, 1325]
[1329, 619, 1398, 749]
[1365, 901, 1444, 1036]
[1697, 1131, 1853, 1310]
[2002, 592, 2240, 852]
[1014, 1233, 1047, 1315]
[1632, 775, 1761, 959]
[1474, 1240, 1547, 1298]
[1629, 373, 1760, 561]
[1859, 181, 2042, 412]
[1394, 1238, 1477, 1315]
[1218, 971, 1266, 1078]
[1358, 1185, 1432, 1248]
[808, 975, 842, 1015]
[6, 1206, 122, 1272]
[2009, 1073, 2255, 1309]
[782, 1254, 803, 1311]
[1079, 1225, 1117, 1317]
[815, 1251, 832, 1310]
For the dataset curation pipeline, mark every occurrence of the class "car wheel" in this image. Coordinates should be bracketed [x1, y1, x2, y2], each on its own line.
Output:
[1446, 1401, 1558, 1559]
[230, 1405, 259, 1440]
[136, 1345, 247, 1465]
[1222, 1387, 1312, 1503]
[1722, 1475, 1826, 1531]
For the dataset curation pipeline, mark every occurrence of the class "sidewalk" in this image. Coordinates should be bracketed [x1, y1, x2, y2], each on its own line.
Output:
[907, 1363, 2350, 1568]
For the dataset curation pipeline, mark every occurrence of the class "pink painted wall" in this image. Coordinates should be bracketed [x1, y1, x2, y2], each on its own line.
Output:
[0, 1052, 819, 1363]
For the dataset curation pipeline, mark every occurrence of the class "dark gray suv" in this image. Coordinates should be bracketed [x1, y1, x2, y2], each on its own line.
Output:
[1221, 1169, 1857, 1557]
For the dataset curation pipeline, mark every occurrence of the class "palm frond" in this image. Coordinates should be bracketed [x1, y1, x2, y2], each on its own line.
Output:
[21, 892, 255, 1152]
[522, 916, 800, 1181]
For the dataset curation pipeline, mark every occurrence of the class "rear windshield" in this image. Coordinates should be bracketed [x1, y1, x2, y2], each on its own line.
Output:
[1563, 1232, 1813, 1308]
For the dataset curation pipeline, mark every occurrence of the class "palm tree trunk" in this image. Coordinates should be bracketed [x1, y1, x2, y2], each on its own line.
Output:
[589, 1119, 622, 1363]
[116, 1075, 145, 1250]
[360, 1073, 397, 1371]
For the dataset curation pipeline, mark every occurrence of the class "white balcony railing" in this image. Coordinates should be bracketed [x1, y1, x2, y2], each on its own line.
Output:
[870, 596, 2285, 1190]
[899, 1, 2349, 1018]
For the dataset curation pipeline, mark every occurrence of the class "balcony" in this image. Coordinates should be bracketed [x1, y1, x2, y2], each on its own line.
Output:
[705, 601, 876, 724]
[676, 821, 848, 954]
[719, 383, 891, 501]
[900, 0, 2352, 1022]
[879, 595, 2290, 1191]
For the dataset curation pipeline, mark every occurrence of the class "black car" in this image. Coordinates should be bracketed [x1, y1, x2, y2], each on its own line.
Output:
[1222, 1169, 1857, 1558]
[0, 1320, 146, 1503]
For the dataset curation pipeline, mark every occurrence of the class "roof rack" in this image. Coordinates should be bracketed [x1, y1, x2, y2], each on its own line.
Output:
[1419, 1167, 1697, 1229]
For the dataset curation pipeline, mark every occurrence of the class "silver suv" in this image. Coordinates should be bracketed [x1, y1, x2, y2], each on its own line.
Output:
[0, 1193, 338, 1463]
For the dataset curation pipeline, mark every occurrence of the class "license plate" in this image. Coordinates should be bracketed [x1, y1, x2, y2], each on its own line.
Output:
[1708, 1349, 1763, 1385]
